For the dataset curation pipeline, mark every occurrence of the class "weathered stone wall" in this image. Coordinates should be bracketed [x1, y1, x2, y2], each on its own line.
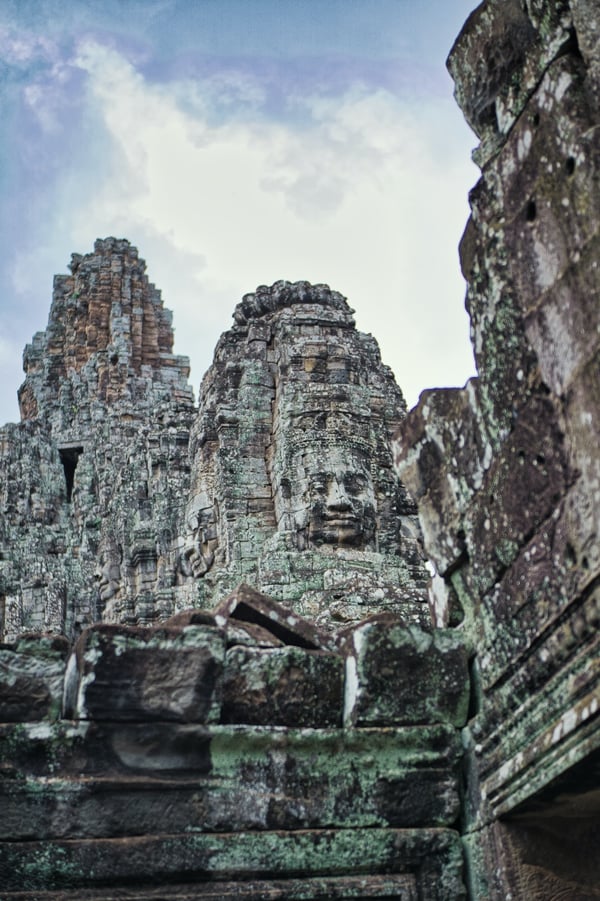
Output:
[395, 1, 600, 897]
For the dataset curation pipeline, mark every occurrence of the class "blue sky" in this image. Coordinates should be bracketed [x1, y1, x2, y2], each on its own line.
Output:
[0, 0, 479, 424]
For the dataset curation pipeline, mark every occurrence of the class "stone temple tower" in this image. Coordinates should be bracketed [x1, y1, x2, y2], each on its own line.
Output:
[177, 279, 430, 629]
[0, 238, 195, 639]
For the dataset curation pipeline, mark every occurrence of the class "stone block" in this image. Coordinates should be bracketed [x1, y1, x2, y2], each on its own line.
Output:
[0, 827, 465, 898]
[447, 0, 536, 136]
[225, 619, 284, 648]
[0, 721, 213, 783]
[0, 722, 462, 840]
[524, 239, 600, 397]
[65, 623, 225, 723]
[213, 583, 337, 651]
[161, 609, 218, 628]
[394, 383, 485, 577]
[459, 393, 571, 600]
[0, 634, 69, 722]
[343, 617, 470, 728]
[222, 645, 343, 727]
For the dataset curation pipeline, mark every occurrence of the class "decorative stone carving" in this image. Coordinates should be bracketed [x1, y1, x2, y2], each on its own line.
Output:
[274, 436, 377, 551]
[0, 246, 429, 640]
[180, 490, 219, 578]
[94, 535, 122, 609]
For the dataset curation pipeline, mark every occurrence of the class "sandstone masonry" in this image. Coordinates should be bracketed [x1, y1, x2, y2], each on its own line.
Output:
[1, 0, 598, 895]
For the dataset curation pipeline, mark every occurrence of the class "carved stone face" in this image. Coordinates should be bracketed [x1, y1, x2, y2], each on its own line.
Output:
[287, 445, 377, 550]
[94, 542, 122, 602]
[182, 495, 218, 578]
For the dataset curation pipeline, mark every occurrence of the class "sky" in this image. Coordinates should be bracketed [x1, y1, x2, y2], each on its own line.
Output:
[0, 0, 480, 425]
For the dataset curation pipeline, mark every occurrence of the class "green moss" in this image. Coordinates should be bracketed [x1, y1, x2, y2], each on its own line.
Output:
[15, 842, 84, 888]
[494, 537, 520, 567]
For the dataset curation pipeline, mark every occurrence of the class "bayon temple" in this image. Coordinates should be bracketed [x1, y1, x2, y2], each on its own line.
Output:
[0, 0, 598, 897]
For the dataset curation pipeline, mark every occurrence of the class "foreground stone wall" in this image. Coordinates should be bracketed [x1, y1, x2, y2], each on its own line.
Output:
[395, 1, 600, 897]
[0, 586, 468, 898]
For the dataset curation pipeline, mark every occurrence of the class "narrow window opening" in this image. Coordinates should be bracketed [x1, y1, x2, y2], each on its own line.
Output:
[59, 446, 83, 503]
[526, 199, 537, 222]
[467, 654, 482, 719]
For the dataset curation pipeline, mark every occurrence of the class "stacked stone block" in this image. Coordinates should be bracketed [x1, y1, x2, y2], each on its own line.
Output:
[0, 586, 468, 898]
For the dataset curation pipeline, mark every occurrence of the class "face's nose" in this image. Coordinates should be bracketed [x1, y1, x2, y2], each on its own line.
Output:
[183, 530, 197, 560]
[326, 477, 352, 512]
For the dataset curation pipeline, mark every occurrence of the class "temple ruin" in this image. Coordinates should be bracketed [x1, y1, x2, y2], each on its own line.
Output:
[0, 0, 598, 897]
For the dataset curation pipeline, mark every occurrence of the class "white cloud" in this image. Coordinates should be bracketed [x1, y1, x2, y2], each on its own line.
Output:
[0, 26, 56, 65]
[42, 39, 477, 408]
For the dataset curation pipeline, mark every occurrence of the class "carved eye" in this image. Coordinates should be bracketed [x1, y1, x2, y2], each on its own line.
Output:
[344, 473, 368, 495]
[311, 475, 328, 494]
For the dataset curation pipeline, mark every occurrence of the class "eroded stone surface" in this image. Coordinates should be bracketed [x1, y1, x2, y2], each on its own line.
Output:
[0, 720, 460, 836]
[342, 616, 470, 729]
[65, 623, 225, 723]
[222, 645, 344, 727]
[0, 633, 69, 722]
[0, 827, 465, 899]
[213, 583, 337, 651]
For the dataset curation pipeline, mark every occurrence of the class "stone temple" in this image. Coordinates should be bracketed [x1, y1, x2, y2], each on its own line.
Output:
[0, 1, 598, 898]
[0, 239, 429, 639]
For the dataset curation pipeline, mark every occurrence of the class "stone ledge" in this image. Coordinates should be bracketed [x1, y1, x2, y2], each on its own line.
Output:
[0, 828, 465, 899]
[0, 723, 462, 838]
[342, 618, 470, 728]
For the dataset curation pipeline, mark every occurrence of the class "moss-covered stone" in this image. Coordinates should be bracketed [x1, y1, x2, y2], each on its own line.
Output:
[222, 645, 343, 727]
[343, 619, 470, 728]
[0, 637, 67, 722]
[0, 828, 465, 898]
[66, 622, 225, 723]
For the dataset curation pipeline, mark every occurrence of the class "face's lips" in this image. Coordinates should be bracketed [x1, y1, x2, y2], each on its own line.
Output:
[322, 515, 359, 525]
[189, 554, 205, 576]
